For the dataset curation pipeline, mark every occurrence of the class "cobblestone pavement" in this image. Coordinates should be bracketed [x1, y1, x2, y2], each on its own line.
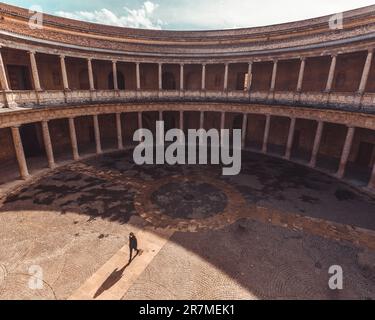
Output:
[123, 220, 375, 300]
[0, 150, 374, 299]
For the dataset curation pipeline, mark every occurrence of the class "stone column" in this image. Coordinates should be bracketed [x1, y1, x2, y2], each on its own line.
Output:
[368, 163, 375, 189]
[112, 60, 118, 90]
[29, 51, 42, 91]
[336, 126, 355, 179]
[224, 63, 229, 91]
[242, 114, 248, 148]
[93, 115, 102, 154]
[296, 58, 306, 92]
[201, 64, 206, 90]
[116, 113, 123, 150]
[0, 49, 10, 91]
[136, 62, 141, 90]
[309, 121, 324, 168]
[180, 63, 184, 91]
[179, 111, 184, 131]
[325, 54, 337, 92]
[11, 126, 29, 179]
[68, 118, 79, 161]
[60, 55, 69, 91]
[41, 120, 55, 169]
[220, 112, 226, 143]
[158, 63, 163, 90]
[270, 60, 278, 92]
[138, 112, 143, 130]
[87, 58, 95, 90]
[220, 112, 226, 130]
[358, 50, 373, 94]
[284, 117, 296, 160]
[247, 62, 253, 91]
[262, 115, 271, 153]
[200, 111, 204, 129]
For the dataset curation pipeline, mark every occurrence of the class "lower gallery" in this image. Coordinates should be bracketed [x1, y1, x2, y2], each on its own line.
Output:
[0, 3, 374, 300]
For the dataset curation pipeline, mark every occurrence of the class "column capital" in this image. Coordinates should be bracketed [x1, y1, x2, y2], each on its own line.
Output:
[180, 62, 185, 66]
[202, 63, 207, 67]
[112, 60, 117, 64]
[28, 50, 36, 55]
[300, 57, 306, 62]
[87, 57, 93, 62]
[41, 119, 49, 124]
[330, 53, 338, 58]
[11, 124, 21, 129]
[59, 54, 66, 59]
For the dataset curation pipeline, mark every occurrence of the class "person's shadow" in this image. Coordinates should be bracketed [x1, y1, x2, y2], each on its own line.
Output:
[93, 251, 140, 298]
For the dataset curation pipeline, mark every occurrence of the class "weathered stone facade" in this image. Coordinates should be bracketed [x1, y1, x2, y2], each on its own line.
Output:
[0, 3, 374, 192]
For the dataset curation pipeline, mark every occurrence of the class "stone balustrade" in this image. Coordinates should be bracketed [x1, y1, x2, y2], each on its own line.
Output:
[2, 89, 375, 113]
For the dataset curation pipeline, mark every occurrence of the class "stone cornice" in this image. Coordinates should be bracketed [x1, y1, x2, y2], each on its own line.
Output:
[0, 3, 375, 59]
[1, 3, 374, 41]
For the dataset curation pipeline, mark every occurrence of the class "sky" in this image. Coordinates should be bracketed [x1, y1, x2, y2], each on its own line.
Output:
[2, 0, 375, 30]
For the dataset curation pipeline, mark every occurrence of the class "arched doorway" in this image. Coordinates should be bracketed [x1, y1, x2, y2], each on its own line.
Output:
[162, 72, 176, 90]
[79, 69, 98, 90]
[78, 69, 90, 90]
[20, 123, 44, 157]
[185, 72, 201, 90]
[232, 115, 243, 130]
[108, 71, 125, 90]
[142, 113, 154, 133]
[164, 112, 178, 131]
[231, 114, 243, 146]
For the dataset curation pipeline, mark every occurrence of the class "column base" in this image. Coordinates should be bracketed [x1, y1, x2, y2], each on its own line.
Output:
[335, 170, 345, 180]
[48, 163, 57, 170]
[20, 172, 31, 180]
[308, 161, 316, 169]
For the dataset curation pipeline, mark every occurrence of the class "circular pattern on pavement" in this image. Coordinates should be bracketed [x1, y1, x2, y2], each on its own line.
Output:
[151, 181, 228, 219]
[134, 174, 250, 232]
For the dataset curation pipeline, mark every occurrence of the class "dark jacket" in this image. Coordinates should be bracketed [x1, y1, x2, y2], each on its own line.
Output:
[129, 236, 138, 249]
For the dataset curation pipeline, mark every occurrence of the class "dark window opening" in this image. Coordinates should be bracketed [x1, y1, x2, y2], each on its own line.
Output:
[162, 72, 176, 90]
[6, 65, 32, 90]
[356, 142, 374, 167]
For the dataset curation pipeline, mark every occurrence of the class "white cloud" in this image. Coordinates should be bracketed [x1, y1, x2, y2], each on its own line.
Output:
[56, 1, 163, 30]
[158, 0, 375, 30]
[54, 0, 375, 30]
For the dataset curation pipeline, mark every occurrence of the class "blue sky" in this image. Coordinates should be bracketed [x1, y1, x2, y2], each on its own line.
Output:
[3, 0, 375, 30]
